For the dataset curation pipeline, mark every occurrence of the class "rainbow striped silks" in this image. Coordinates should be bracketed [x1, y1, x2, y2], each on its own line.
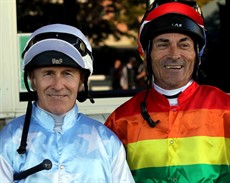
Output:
[105, 82, 230, 183]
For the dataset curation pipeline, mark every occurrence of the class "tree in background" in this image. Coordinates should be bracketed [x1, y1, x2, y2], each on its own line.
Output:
[17, 0, 145, 47]
[16, 0, 214, 47]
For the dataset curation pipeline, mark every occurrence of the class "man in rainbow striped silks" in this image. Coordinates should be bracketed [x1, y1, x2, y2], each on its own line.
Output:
[105, 0, 230, 182]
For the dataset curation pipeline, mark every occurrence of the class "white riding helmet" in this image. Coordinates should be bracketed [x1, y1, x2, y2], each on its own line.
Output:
[22, 23, 93, 75]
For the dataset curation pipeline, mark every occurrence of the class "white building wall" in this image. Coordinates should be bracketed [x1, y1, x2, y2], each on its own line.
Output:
[0, 0, 19, 119]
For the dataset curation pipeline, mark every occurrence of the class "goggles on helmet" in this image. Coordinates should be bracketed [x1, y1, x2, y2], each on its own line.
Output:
[22, 32, 93, 61]
[146, 0, 202, 17]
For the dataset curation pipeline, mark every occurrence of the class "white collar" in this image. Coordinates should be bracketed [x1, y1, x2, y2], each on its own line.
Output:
[153, 80, 193, 106]
[154, 80, 193, 97]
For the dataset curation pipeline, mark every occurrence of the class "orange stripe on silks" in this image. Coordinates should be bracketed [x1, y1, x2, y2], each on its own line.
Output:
[106, 108, 230, 145]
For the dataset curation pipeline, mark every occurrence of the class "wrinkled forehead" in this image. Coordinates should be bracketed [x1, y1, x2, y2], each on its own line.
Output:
[153, 32, 194, 42]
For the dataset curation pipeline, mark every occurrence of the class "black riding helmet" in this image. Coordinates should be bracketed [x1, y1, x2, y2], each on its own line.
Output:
[139, 0, 206, 53]
[138, 0, 206, 84]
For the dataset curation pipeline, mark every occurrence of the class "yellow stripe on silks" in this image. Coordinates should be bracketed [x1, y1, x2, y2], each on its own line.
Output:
[127, 136, 230, 170]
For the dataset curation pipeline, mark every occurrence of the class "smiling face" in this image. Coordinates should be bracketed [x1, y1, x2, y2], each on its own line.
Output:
[150, 33, 196, 90]
[29, 66, 83, 115]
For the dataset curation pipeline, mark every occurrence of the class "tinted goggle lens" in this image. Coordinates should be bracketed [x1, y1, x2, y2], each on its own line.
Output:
[22, 32, 93, 60]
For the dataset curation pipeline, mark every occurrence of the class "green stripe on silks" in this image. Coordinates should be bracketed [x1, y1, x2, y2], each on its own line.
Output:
[132, 164, 230, 183]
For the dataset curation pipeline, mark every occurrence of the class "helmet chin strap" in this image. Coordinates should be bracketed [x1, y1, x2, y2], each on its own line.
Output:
[193, 43, 202, 81]
[77, 79, 94, 103]
[146, 40, 153, 89]
[140, 40, 160, 128]
[77, 71, 94, 103]
[17, 72, 34, 154]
